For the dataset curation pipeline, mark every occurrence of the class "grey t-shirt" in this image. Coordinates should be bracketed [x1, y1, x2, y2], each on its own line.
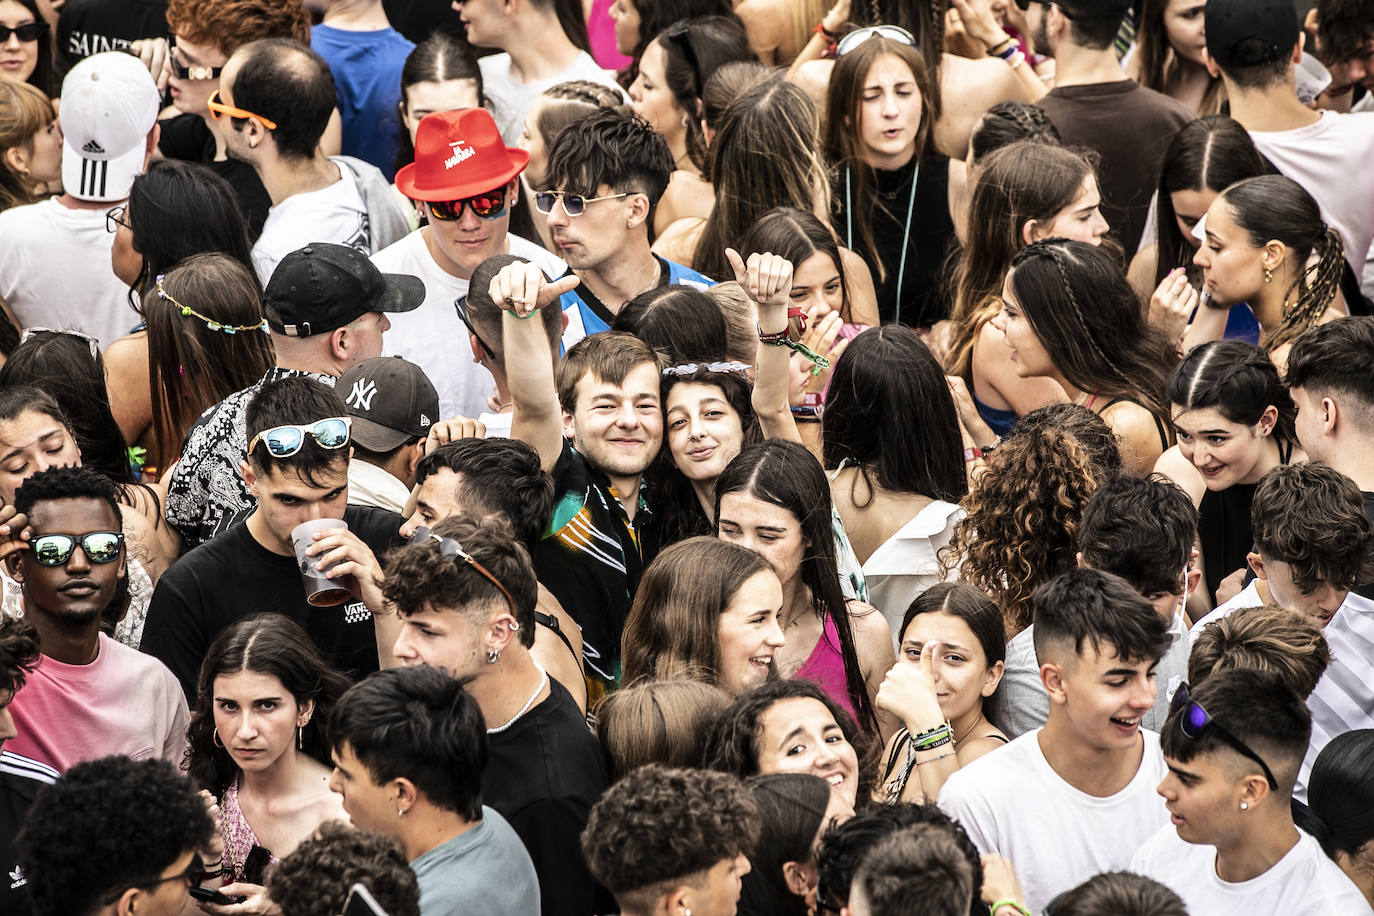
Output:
[412, 806, 541, 916]
[987, 614, 1189, 738]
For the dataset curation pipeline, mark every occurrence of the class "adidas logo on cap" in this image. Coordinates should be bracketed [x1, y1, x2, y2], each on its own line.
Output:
[81, 139, 105, 155]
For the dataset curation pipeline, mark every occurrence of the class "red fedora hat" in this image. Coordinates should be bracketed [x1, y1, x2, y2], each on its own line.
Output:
[395, 108, 530, 202]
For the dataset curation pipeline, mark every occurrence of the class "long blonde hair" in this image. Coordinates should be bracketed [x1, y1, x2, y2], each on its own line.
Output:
[0, 80, 56, 212]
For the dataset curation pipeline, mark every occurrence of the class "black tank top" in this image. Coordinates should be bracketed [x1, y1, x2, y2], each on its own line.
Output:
[1197, 441, 1293, 602]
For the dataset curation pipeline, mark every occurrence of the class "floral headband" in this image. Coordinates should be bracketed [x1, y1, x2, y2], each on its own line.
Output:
[156, 275, 269, 335]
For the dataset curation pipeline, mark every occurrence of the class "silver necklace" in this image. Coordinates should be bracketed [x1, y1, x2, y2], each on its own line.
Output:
[486, 663, 548, 734]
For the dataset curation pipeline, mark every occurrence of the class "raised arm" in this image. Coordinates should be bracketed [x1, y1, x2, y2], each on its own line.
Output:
[489, 262, 579, 474]
[727, 247, 804, 444]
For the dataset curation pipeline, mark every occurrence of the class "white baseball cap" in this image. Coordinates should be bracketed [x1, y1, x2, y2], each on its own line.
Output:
[59, 52, 160, 203]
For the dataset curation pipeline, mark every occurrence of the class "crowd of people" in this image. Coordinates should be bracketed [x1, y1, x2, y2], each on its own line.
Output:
[0, 0, 1373, 913]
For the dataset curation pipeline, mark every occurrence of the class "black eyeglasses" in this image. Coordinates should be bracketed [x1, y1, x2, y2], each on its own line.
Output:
[1170, 682, 1279, 791]
[31, 532, 124, 567]
[103, 859, 205, 905]
[454, 295, 495, 359]
[247, 417, 352, 458]
[533, 190, 633, 216]
[411, 526, 516, 616]
[0, 22, 49, 42]
[427, 187, 508, 221]
[105, 205, 130, 234]
[169, 44, 224, 81]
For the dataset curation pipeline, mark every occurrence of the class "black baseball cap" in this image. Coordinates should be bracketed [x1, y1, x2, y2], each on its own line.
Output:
[264, 243, 425, 338]
[1013, 0, 1132, 20]
[1205, 0, 1299, 69]
[338, 357, 439, 451]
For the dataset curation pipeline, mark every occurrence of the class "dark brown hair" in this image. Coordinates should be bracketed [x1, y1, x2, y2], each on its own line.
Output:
[1188, 603, 1331, 699]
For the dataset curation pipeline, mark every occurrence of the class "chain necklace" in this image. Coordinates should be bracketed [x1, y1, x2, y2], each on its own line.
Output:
[486, 663, 548, 734]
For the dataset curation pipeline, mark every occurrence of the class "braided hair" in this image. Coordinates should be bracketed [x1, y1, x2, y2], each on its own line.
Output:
[1007, 239, 1176, 431]
[1218, 175, 1346, 353]
[1166, 339, 1297, 445]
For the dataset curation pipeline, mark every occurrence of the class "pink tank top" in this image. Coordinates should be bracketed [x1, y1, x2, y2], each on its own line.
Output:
[587, 0, 632, 71]
[794, 612, 861, 726]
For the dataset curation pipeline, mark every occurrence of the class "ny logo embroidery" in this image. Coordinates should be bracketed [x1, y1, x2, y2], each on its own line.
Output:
[347, 378, 377, 411]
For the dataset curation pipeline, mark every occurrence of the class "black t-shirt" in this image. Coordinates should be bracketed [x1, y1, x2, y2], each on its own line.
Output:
[157, 114, 272, 239]
[382, 0, 466, 43]
[533, 443, 657, 691]
[140, 505, 404, 701]
[1198, 481, 1258, 604]
[0, 751, 58, 916]
[56, 0, 168, 77]
[485, 678, 609, 916]
[833, 154, 955, 329]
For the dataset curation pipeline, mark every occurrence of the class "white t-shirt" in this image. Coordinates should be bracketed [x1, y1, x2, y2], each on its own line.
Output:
[0, 198, 139, 349]
[1247, 111, 1374, 283]
[371, 229, 565, 419]
[479, 52, 622, 143]
[937, 728, 1170, 913]
[478, 410, 513, 439]
[252, 160, 370, 285]
[1131, 826, 1373, 915]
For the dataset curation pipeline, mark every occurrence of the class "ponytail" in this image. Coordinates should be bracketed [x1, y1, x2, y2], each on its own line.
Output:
[1263, 226, 1345, 353]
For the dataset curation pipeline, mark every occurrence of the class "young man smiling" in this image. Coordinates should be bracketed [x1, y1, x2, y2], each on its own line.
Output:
[937, 568, 1172, 913]
[3, 467, 188, 775]
[383, 515, 607, 916]
[492, 258, 664, 692]
[143, 378, 403, 700]
[1131, 669, 1372, 914]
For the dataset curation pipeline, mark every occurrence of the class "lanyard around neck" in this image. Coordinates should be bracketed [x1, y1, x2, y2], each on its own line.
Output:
[845, 162, 919, 324]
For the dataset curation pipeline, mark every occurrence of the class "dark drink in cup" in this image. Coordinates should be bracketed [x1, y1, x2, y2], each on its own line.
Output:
[291, 518, 352, 607]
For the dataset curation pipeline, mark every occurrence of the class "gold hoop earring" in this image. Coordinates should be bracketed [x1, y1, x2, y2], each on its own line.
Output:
[213, 728, 224, 748]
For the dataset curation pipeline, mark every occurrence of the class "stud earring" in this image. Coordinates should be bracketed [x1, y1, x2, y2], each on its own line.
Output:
[487, 649, 500, 664]
[398, 807, 407, 818]
[681, 115, 689, 127]
[1264, 267, 1273, 283]
[1240, 801, 1249, 811]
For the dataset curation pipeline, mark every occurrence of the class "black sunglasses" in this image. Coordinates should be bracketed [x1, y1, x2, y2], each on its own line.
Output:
[103, 859, 205, 905]
[31, 532, 124, 567]
[454, 295, 495, 359]
[1170, 682, 1279, 791]
[427, 186, 508, 221]
[169, 44, 224, 81]
[0, 22, 49, 42]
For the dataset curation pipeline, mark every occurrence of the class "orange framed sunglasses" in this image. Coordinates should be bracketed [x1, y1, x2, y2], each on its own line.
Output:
[206, 89, 277, 130]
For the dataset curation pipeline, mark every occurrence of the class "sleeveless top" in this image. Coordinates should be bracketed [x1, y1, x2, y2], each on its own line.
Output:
[795, 612, 860, 726]
[219, 778, 279, 884]
[973, 386, 1020, 439]
[1082, 394, 1170, 452]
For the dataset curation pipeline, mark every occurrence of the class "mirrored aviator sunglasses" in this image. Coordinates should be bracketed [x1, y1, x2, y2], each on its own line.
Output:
[247, 417, 352, 459]
[32, 532, 124, 567]
[428, 187, 508, 221]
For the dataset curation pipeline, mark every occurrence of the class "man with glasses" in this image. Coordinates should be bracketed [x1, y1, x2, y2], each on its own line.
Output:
[1, 466, 188, 775]
[1131, 669, 1372, 914]
[145, 378, 404, 701]
[543, 108, 711, 344]
[1025, 0, 1193, 254]
[938, 568, 1172, 913]
[164, 243, 423, 550]
[0, 51, 159, 350]
[214, 37, 409, 284]
[375, 107, 565, 418]
[16, 755, 216, 916]
[384, 514, 608, 916]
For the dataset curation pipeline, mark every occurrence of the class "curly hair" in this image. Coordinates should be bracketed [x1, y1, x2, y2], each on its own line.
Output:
[13, 464, 121, 522]
[816, 802, 985, 916]
[268, 822, 420, 916]
[581, 764, 759, 915]
[942, 404, 1122, 635]
[0, 615, 39, 697]
[1251, 462, 1372, 592]
[186, 614, 352, 796]
[165, 0, 310, 54]
[701, 679, 880, 806]
[17, 756, 213, 916]
[382, 515, 537, 647]
[1188, 604, 1331, 700]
